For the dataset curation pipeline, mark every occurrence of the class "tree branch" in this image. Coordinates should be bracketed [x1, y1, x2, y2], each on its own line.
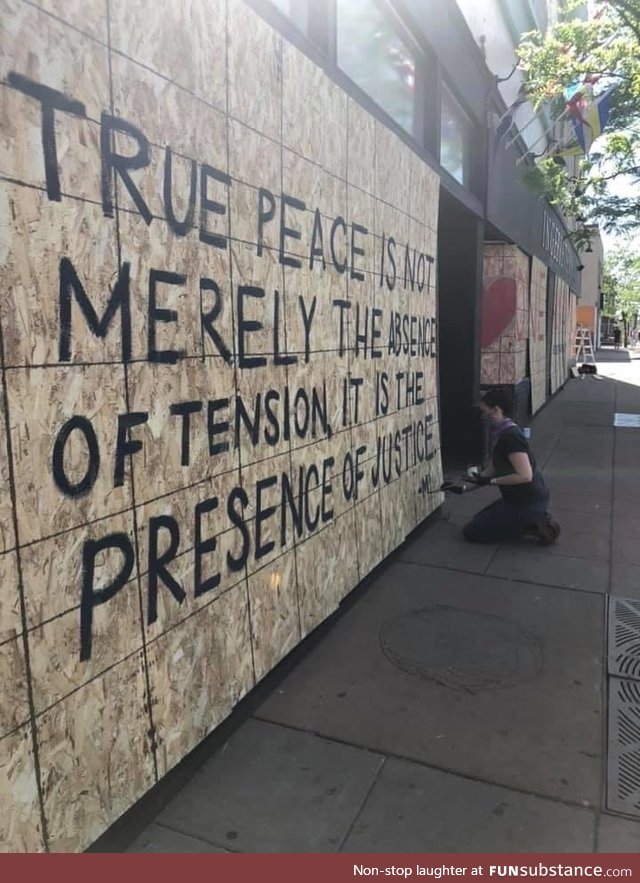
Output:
[612, 0, 640, 43]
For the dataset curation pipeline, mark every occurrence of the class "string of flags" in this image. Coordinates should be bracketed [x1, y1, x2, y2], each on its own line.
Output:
[494, 1, 615, 161]
[496, 75, 615, 161]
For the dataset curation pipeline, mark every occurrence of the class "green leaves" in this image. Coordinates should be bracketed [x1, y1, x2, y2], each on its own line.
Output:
[601, 243, 640, 319]
[516, 2, 640, 234]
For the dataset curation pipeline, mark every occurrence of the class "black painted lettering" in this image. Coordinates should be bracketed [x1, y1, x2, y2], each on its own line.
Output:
[199, 163, 229, 248]
[281, 467, 303, 545]
[350, 222, 367, 281]
[404, 246, 416, 292]
[380, 371, 389, 415]
[293, 387, 310, 438]
[330, 216, 348, 273]
[148, 515, 185, 625]
[100, 113, 152, 222]
[321, 456, 334, 523]
[274, 290, 296, 366]
[195, 497, 221, 596]
[207, 398, 230, 456]
[354, 445, 366, 500]
[235, 393, 260, 447]
[279, 193, 305, 269]
[7, 72, 86, 202]
[309, 209, 326, 270]
[114, 412, 148, 488]
[52, 415, 100, 497]
[386, 237, 396, 290]
[426, 254, 435, 290]
[299, 295, 316, 363]
[163, 146, 197, 236]
[257, 188, 276, 257]
[416, 252, 426, 291]
[255, 476, 277, 559]
[342, 451, 354, 500]
[200, 278, 232, 363]
[148, 269, 187, 364]
[237, 286, 267, 369]
[355, 303, 368, 358]
[332, 299, 351, 357]
[227, 487, 250, 572]
[424, 413, 435, 460]
[372, 307, 382, 358]
[416, 419, 425, 461]
[311, 384, 329, 438]
[304, 464, 320, 532]
[59, 257, 131, 362]
[350, 376, 363, 423]
[170, 401, 203, 466]
[264, 389, 281, 446]
[80, 533, 134, 661]
[410, 316, 417, 356]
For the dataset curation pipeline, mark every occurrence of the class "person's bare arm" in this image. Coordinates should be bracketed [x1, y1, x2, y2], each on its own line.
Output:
[492, 451, 532, 486]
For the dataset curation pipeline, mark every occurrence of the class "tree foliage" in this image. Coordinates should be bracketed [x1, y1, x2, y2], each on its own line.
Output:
[517, 1, 640, 241]
[601, 243, 640, 342]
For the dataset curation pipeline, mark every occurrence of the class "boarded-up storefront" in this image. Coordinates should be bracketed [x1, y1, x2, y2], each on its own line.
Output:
[0, 0, 442, 851]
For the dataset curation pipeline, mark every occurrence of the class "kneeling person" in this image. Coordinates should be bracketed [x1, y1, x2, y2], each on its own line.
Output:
[464, 389, 560, 545]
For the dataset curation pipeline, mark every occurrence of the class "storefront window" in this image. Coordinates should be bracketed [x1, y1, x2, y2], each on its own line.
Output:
[336, 0, 416, 136]
[440, 87, 471, 186]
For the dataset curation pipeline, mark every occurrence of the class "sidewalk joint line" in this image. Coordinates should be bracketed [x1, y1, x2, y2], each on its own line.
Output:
[250, 715, 600, 815]
[337, 756, 387, 853]
[394, 558, 609, 599]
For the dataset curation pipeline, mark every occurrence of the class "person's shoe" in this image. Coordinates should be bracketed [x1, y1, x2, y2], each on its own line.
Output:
[522, 523, 541, 541]
[534, 515, 561, 546]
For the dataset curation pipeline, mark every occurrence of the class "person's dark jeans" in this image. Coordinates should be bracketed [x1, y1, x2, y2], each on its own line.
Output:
[463, 499, 548, 544]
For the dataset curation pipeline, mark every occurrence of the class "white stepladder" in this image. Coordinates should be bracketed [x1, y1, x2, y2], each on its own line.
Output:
[573, 325, 598, 377]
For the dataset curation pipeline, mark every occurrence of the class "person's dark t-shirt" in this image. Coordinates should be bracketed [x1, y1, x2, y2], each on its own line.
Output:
[492, 426, 548, 508]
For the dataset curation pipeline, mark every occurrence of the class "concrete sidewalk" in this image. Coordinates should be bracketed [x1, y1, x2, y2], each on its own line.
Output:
[116, 351, 640, 853]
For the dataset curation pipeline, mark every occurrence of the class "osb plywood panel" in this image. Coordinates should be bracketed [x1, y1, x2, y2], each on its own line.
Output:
[0, 552, 21, 673]
[481, 244, 530, 386]
[551, 279, 572, 395]
[0, 725, 44, 852]
[38, 652, 155, 852]
[0, 2, 109, 200]
[529, 257, 547, 415]
[109, 0, 226, 110]
[0, 634, 29, 738]
[147, 581, 254, 776]
[0, 0, 443, 851]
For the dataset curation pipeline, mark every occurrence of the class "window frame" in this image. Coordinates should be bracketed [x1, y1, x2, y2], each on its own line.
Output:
[439, 82, 474, 189]
[333, 0, 423, 141]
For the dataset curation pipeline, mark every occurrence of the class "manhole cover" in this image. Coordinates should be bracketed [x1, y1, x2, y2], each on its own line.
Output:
[379, 605, 543, 694]
[608, 598, 640, 681]
[607, 677, 640, 817]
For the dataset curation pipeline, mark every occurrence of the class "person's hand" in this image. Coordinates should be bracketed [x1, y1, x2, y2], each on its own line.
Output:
[441, 481, 465, 494]
[468, 474, 492, 486]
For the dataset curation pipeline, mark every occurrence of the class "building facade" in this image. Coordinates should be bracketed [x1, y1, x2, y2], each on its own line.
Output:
[577, 228, 604, 348]
[0, 0, 580, 851]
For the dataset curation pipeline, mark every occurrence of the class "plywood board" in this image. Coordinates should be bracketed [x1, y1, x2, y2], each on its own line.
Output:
[0, 0, 443, 851]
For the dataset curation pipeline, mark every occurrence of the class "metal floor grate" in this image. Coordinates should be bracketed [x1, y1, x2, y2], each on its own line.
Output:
[607, 677, 640, 817]
[608, 598, 640, 681]
[614, 413, 640, 428]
